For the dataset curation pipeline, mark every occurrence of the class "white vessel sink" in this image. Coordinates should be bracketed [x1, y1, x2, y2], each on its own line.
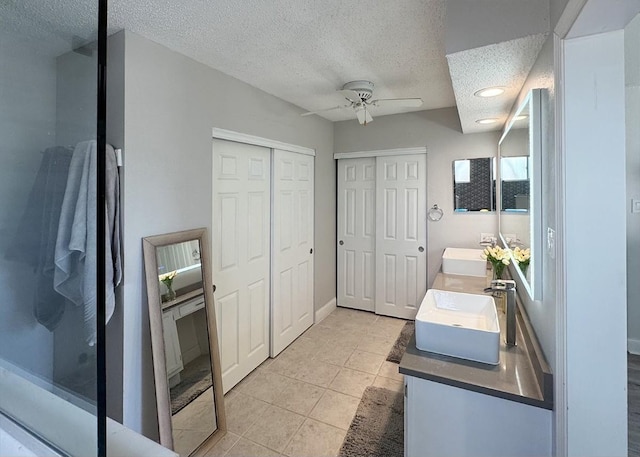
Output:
[442, 247, 487, 277]
[415, 289, 500, 365]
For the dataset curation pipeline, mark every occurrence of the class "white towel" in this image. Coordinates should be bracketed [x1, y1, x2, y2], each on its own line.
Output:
[54, 140, 121, 345]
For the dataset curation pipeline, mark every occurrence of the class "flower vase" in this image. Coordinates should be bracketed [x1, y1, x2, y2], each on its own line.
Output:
[492, 262, 505, 281]
[519, 264, 529, 278]
[166, 286, 176, 301]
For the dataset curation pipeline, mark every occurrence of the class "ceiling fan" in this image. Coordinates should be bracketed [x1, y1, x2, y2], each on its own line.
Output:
[301, 80, 423, 125]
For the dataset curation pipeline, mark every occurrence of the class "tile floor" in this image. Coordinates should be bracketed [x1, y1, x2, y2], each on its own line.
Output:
[197, 307, 407, 457]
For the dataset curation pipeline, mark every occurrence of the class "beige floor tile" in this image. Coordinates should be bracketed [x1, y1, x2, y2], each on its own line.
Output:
[309, 390, 360, 430]
[225, 393, 269, 435]
[272, 379, 325, 415]
[373, 375, 404, 394]
[266, 352, 304, 378]
[294, 360, 340, 387]
[201, 431, 240, 457]
[225, 438, 282, 457]
[373, 317, 407, 338]
[224, 389, 238, 405]
[328, 367, 375, 398]
[244, 405, 305, 452]
[236, 371, 291, 403]
[173, 429, 213, 457]
[303, 324, 334, 341]
[356, 335, 394, 356]
[283, 418, 347, 457]
[327, 328, 364, 349]
[315, 342, 355, 367]
[317, 313, 343, 329]
[172, 398, 216, 432]
[345, 350, 385, 374]
[377, 360, 404, 381]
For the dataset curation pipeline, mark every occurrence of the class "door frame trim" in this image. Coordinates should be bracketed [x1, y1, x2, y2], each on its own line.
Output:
[212, 128, 315, 156]
[333, 147, 427, 160]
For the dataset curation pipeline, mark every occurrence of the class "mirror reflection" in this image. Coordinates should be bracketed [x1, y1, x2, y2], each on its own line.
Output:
[498, 90, 542, 299]
[156, 240, 215, 456]
[453, 157, 495, 212]
[144, 229, 225, 457]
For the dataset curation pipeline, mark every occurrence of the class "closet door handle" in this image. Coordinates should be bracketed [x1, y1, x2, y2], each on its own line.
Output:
[310, 248, 313, 254]
[212, 284, 217, 293]
[339, 240, 344, 246]
[418, 246, 424, 253]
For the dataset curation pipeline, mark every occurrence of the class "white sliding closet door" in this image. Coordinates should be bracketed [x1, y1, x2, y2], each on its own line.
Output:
[337, 158, 376, 311]
[375, 154, 427, 319]
[212, 139, 270, 392]
[271, 149, 314, 356]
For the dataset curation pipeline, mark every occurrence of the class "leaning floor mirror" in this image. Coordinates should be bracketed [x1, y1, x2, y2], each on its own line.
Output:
[143, 228, 226, 456]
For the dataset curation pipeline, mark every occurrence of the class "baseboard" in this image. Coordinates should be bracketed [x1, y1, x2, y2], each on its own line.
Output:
[629, 338, 640, 355]
[315, 297, 336, 324]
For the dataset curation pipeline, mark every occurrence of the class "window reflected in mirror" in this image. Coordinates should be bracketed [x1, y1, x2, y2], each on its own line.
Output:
[453, 157, 495, 212]
[500, 156, 530, 211]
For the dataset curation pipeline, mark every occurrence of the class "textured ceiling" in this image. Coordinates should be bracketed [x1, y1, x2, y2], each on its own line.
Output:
[3, 0, 551, 130]
[447, 34, 548, 134]
[107, 0, 455, 122]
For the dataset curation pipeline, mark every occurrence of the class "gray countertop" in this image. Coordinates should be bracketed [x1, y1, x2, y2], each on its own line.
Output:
[399, 272, 553, 410]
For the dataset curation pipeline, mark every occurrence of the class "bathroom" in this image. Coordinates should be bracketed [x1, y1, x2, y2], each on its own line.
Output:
[0, 0, 636, 456]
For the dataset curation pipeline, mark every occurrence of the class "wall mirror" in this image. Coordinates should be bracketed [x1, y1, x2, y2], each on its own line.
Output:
[143, 228, 226, 456]
[452, 157, 495, 212]
[498, 89, 543, 300]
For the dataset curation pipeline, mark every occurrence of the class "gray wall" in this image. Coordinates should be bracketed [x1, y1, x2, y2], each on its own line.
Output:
[106, 31, 126, 422]
[445, 0, 549, 54]
[117, 31, 334, 436]
[0, 33, 57, 378]
[504, 35, 557, 368]
[334, 108, 500, 289]
[550, 0, 572, 30]
[626, 13, 640, 351]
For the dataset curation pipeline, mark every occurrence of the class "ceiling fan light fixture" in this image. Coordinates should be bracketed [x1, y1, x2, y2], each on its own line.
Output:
[476, 118, 499, 125]
[474, 87, 505, 98]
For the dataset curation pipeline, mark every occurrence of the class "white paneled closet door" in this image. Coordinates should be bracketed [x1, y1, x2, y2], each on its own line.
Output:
[375, 154, 427, 319]
[337, 158, 376, 312]
[212, 139, 270, 393]
[271, 149, 314, 356]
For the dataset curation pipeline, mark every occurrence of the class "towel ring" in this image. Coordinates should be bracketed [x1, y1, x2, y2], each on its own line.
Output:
[428, 204, 444, 222]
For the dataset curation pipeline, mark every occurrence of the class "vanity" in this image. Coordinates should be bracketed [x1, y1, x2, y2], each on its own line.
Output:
[399, 271, 553, 457]
[161, 288, 206, 384]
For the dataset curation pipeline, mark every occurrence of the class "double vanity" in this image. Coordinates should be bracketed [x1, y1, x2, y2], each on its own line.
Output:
[400, 248, 553, 457]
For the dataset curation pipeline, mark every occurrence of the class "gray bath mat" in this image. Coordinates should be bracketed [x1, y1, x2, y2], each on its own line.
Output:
[386, 321, 415, 364]
[170, 355, 212, 415]
[338, 386, 404, 457]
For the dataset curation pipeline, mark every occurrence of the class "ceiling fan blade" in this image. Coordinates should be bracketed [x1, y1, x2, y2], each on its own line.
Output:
[355, 107, 374, 125]
[300, 105, 348, 116]
[369, 98, 423, 108]
[338, 89, 362, 104]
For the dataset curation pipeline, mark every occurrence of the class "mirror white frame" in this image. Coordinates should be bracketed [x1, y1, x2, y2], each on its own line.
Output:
[143, 227, 226, 453]
[498, 89, 543, 300]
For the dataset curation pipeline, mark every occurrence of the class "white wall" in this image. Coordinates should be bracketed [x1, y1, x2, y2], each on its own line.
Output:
[116, 31, 334, 437]
[563, 30, 627, 456]
[333, 108, 500, 288]
[0, 33, 57, 379]
[626, 13, 640, 353]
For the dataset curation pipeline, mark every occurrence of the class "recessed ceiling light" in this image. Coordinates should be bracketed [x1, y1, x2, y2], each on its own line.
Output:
[514, 115, 529, 121]
[476, 118, 498, 125]
[474, 87, 505, 98]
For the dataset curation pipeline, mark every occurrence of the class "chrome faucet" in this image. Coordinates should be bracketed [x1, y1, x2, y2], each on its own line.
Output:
[484, 279, 517, 347]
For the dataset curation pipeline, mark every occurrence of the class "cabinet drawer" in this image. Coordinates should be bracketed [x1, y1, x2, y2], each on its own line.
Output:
[178, 295, 205, 317]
